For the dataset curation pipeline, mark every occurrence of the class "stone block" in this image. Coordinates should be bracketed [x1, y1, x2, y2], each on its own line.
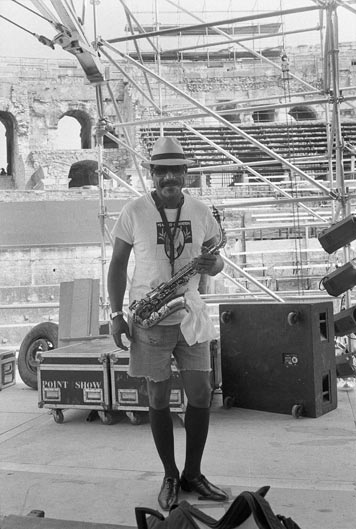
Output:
[0, 306, 59, 325]
[0, 284, 59, 304]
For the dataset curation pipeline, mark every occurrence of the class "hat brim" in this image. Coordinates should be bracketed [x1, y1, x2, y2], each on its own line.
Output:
[142, 158, 195, 169]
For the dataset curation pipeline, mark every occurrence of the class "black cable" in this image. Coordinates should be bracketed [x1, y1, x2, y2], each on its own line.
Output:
[0, 13, 35, 35]
[0, 13, 54, 49]
[11, 0, 55, 24]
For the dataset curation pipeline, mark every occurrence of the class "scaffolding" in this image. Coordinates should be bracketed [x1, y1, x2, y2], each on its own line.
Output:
[5, 0, 356, 316]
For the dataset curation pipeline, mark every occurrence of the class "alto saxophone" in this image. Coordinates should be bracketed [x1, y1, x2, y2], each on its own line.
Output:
[129, 206, 226, 328]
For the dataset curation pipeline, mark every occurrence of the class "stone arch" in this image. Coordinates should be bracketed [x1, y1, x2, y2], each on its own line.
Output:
[289, 105, 317, 121]
[216, 101, 241, 123]
[252, 109, 276, 123]
[59, 109, 92, 149]
[0, 111, 16, 175]
[68, 159, 109, 187]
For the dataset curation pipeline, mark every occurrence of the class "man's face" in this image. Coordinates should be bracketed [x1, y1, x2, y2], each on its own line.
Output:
[151, 164, 186, 204]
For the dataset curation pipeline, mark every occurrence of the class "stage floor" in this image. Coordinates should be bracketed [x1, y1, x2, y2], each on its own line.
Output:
[0, 372, 355, 528]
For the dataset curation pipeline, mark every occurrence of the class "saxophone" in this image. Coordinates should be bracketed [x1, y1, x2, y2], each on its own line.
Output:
[129, 206, 226, 328]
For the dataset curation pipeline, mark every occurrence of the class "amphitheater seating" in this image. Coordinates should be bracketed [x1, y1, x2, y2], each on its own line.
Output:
[140, 122, 356, 181]
[139, 123, 356, 297]
[224, 245, 333, 293]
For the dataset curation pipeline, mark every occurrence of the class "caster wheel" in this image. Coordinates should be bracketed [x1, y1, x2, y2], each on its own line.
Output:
[292, 404, 303, 419]
[53, 410, 64, 424]
[98, 411, 114, 425]
[126, 411, 143, 425]
[223, 396, 235, 409]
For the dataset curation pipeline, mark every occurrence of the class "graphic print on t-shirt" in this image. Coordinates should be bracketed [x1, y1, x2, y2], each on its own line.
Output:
[157, 220, 192, 260]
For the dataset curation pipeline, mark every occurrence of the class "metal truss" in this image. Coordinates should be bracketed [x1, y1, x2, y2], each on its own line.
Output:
[22, 0, 356, 308]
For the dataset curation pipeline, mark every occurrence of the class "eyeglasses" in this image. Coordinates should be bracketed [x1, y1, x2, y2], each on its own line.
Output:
[152, 165, 186, 177]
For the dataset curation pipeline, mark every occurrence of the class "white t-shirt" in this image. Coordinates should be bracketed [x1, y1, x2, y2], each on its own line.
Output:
[111, 192, 220, 324]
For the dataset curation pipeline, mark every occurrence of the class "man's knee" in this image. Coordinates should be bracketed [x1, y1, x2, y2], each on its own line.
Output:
[147, 379, 171, 409]
[183, 373, 212, 408]
[188, 387, 211, 408]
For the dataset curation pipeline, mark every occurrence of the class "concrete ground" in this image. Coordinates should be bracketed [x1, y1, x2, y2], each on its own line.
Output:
[0, 371, 355, 529]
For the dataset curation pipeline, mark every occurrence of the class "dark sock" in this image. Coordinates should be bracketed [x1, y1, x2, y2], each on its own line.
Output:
[183, 403, 210, 480]
[149, 406, 179, 479]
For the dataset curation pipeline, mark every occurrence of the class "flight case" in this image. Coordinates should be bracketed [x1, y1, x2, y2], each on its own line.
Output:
[37, 339, 115, 424]
[110, 351, 186, 424]
[37, 338, 187, 425]
[0, 350, 16, 390]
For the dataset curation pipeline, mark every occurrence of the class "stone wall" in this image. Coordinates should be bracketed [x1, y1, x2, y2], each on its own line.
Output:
[128, 42, 356, 124]
[0, 56, 132, 190]
[0, 244, 109, 347]
[0, 188, 128, 347]
[27, 148, 130, 189]
[2, 42, 356, 191]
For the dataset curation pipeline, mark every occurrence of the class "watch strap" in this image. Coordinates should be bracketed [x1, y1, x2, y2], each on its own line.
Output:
[110, 311, 124, 320]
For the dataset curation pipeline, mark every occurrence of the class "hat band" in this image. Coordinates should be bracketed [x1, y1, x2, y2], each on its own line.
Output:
[151, 152, 186, 161]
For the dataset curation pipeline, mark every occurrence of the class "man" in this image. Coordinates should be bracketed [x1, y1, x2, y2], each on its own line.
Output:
[107, 136, 228, 511]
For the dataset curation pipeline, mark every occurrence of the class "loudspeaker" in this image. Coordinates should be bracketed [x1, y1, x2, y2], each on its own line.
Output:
[220, 302, 337, 418]
[318, 214, 356, 254]
[335, 354, 356, 378]
[321, 259, 356, 297]
[334, 306, 356, 336]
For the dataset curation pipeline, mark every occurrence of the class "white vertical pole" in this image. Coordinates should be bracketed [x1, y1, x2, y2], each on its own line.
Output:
[155, 0, 164, 136]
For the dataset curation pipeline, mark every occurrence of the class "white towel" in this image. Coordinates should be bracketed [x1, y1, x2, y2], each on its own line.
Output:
[180, 290, 217, 345]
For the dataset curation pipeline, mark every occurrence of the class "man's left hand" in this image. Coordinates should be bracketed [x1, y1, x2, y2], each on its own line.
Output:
[194, 250, 222, 276]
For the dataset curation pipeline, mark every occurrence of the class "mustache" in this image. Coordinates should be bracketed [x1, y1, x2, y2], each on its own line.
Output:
[160, 180, 179, 187]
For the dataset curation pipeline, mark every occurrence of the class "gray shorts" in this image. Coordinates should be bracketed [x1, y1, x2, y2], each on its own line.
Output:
[129, 323, 211, 382]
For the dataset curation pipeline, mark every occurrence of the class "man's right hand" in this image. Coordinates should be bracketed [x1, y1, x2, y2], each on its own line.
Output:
[111, 316, 132, 350]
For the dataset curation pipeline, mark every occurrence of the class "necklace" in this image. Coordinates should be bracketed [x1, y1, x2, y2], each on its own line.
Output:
[151, 191, 184, 276]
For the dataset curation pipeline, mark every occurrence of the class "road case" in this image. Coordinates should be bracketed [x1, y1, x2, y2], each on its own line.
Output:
[0, 350, 16, 390]
[109, 351, 186, 424]
[37, 339, 115, 424]
[220, 302, 337, 418]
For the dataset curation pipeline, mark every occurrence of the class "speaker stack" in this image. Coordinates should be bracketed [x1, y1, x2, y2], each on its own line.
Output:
[318, 215, 356, 379]
[220, 302, 337, 418]
[319, 214, 356, 301]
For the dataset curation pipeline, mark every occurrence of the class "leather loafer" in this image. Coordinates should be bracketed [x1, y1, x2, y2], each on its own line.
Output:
[180, 473, 229, 502]
[158, 477, 180, 511]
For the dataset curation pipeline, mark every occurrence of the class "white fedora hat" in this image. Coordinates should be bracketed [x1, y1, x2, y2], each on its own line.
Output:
[142, 136, 195, 168]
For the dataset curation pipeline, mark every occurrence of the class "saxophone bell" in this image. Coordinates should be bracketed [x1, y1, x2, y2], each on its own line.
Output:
[132, 296, 187, 329]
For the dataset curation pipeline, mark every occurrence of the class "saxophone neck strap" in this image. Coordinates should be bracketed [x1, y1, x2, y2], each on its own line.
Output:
[151, 190, 184, 276]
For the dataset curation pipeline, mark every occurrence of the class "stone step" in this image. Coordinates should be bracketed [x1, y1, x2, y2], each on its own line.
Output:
[0, 305, 59, 325]
[0, 322, 55, 349]
[0, 284, 59, 304]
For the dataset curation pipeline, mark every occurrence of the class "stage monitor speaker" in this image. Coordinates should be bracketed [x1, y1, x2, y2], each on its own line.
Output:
[321, 259, 356, 297]
[220, 302, 337, 418]
[335, 354, 356, 378]
[334, 306, 356, 336]
[318, 214, 356, 254]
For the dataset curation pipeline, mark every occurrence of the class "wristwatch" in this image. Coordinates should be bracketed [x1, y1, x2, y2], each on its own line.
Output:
[110, 311, 124, 320]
